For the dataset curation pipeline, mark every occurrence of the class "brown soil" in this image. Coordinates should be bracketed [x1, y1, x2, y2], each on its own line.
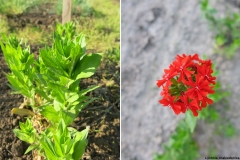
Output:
[0, 3, 119, 160]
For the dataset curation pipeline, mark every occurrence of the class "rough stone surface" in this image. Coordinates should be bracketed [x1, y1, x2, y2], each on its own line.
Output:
[121, 0, 240, 159]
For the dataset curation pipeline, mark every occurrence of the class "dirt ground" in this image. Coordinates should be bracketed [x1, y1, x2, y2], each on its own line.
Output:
[121, 0, 240, 159]
[0, 3, 119, 160]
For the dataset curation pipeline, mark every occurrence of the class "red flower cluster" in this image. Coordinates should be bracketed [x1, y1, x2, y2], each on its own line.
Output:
[156, 54, 216, 116]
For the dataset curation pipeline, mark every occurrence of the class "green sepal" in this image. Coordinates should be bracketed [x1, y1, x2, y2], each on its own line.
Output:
[170, 78, 178, 85]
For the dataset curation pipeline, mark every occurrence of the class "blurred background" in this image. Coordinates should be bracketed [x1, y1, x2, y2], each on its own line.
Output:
[0, 0, 120, 159]
[121, 0, 240, 159]
[0, 0, 119, 53]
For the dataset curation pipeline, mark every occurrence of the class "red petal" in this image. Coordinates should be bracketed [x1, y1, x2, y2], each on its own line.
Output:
[181, 106, 187, 113]
[182, 56, 190, 65]
[186, 88, 195, 98]
[206, 97, 213, 104]
[190, 109, 198, 116]
[157, 79, 165, 87]
[184, 69, 194, 78]
[201, 100, 207, 108]
[197, 91, 204, 100]
[159, 98, 169, 106]
[172, 104, 181, 115]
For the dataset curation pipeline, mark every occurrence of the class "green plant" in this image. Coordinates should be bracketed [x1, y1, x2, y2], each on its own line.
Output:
[215, 121, 236, 138]
[0, 0, 45, 15]
[200, 0, 240, 58]
[154, 83, 229, 160]
[1, 22, 102, 159]
[154, 57, 231, 160]
[106, 47, 120, 64]
[154, 111, 200, 160]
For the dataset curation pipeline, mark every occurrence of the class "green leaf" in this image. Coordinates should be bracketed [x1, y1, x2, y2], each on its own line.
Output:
[67, 93, 80, 103]
[25, 144, 38, 154]
[80, 34, 86, 49]
[78, 85, 99, 96]
[68, 45, 81, 76]
[69, 79, 80, 91]
[52, 134, 64, 157]
[35, 88, 51, 101]
[47, 65, 68, 77]
[58, 119, 66, 136]
[40, 48, 56, 65]
[51, 87, 65, 104]
[61, 99, 91, 122]
[66, 91, 90, 104]
[62, 138, 74, 155]
[185, 110, 197, 133]
[76, 127, 89, 141]
[73, 97, 98, 111]
[55, 39, 64, 56]
[74, 33, 86, 53]
[7, 74, 31, 97]
[59, 76, 72, 87]
[60, 110, 76, 126]
[19, 118, 34, 132]
[1, 44, 21, 69]
[11, 70, 25, 84]
[41, 136, 57, 160]
[40, 48, 66, 76]
[39, 105, 61, 123]
[54, 100, 64, 111]
[23, 54, 34, 71]
[70, 96, 89, 106]
[13, 129, 34, 144]
[64, 42, 74, 58]
[72, 53, 102, 79]
[72, 127, 89, 160]
[35, 73, 48, 86]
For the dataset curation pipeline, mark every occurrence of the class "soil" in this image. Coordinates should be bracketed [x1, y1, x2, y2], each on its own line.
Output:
[0, 2, 119, 160]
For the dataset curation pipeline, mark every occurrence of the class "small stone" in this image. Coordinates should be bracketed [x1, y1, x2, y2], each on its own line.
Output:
[12, 119, 18, 126]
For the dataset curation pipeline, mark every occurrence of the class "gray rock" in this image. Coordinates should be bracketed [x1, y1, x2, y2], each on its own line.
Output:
[121, 0, 240, 159]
